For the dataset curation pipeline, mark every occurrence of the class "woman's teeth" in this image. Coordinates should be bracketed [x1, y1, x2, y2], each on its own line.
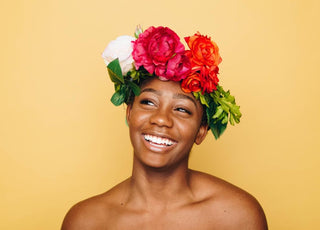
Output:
[144, 134, 174, 146]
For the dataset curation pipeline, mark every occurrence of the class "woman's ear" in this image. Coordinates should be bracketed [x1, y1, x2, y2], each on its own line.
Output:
[195, 124, 208, 145]
[126, 104, 132, 126]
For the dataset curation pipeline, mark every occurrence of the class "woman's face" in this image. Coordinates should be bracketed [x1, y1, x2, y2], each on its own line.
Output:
[126, 77, 208, 169]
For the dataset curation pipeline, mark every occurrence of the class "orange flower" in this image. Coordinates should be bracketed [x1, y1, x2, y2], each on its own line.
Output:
[181, 72, 202, 93]
[185, 33, 222, 67]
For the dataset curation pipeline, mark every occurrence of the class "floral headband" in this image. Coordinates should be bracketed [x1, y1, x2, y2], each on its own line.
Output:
[102, 25, 241, 139]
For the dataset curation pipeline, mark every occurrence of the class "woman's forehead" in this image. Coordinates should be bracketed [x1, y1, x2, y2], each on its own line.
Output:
[141, 77, 185, 94]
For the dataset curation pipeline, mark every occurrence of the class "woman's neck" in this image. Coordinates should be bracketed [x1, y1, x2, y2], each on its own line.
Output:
[126, 158, 194, 210]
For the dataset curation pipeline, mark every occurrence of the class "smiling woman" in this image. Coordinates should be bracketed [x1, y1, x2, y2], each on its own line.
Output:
[61, 26, 268, 230]
[127, 78, 207, 170]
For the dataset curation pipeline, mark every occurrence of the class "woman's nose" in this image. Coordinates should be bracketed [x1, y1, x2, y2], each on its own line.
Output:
[149, 107, 173, 128]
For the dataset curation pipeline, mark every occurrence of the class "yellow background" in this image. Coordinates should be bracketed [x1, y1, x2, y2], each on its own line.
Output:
[1, 0, 319, 229]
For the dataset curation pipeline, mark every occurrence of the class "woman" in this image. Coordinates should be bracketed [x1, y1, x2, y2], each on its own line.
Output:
[61, 26, 267, 230]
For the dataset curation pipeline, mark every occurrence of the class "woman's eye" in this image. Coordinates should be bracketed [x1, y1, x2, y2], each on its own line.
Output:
[175, 107, 191, 115]
[140, 99, 154, 106]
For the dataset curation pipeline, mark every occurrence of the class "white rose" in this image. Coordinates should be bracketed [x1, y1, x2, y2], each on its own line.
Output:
[102, 35, 136, 75]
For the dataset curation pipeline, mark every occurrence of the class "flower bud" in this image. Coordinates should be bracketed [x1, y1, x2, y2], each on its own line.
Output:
[134, 25, 143, 38]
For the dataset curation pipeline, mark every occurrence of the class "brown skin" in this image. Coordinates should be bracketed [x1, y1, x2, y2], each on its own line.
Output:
[61, 78, 268, 230]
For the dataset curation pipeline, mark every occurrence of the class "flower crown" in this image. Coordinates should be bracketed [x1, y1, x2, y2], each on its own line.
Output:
[102, 25, 241, 139]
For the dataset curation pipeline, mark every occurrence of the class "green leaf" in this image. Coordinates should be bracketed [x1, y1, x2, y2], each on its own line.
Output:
[218, 122, 228, 137]
[110, 90, 126, 106]
[127, 80, 141, 96]
[229, 113, 235, 126]
[221, 114, 229, 124]
[211, 122, 228, 140]
[212, 106, 223, 119]
[219, 100, 230, 113]
[114, 83, 121, 92]
[213, 85, 242, 126]
[107, 59, 124, 84]
[199, 94, 209, 107]
[211, 126, 220, 140]
[192, 91, 200, 101]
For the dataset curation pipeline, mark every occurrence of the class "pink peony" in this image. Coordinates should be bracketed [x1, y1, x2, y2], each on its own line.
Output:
[164, 54, 191, 81]
[132, 26, 189, 80]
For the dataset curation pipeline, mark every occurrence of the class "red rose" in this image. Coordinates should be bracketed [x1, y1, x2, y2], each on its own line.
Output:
[181, 72, 202, 93]
[200, 67, 219, 92]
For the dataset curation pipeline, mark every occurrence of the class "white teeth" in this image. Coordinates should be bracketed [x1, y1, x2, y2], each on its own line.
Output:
[144, 135, 174, 146]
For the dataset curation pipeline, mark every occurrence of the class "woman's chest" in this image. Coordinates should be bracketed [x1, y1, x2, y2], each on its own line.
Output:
[106, 205, 218, 230]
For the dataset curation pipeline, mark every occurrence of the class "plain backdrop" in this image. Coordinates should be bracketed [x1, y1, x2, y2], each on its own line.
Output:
[1, 0, 320, 229]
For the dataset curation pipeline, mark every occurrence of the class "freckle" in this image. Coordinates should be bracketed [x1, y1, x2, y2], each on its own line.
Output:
[120, 202, 124, 206]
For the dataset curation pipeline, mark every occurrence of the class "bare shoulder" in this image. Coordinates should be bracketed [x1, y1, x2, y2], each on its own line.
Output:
[190, 170, 268, 230]
[61, 179, 129, 230]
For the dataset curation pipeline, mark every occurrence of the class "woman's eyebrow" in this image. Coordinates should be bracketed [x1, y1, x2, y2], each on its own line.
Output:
[173, 93, 197, 107]
[140, 88, 161, 96]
